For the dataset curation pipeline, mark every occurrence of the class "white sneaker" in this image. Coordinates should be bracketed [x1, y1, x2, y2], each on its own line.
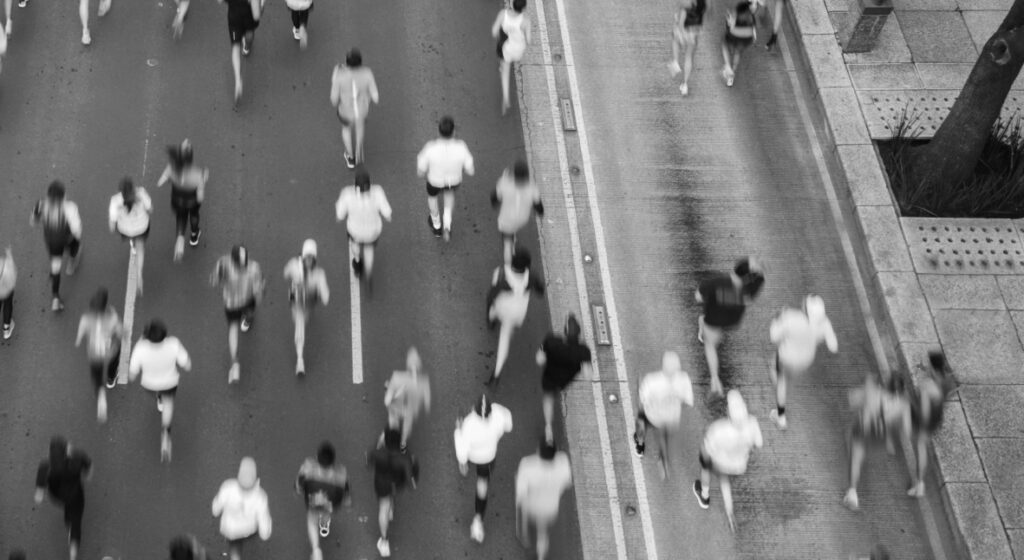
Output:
[97, 392, 108, 423]
[241, 317, 251, 332]
[296, 359, 305, 376]
[229, 362, 240, 384]
[376, 538, 390, 558]
[298, 26, 307, 50]
[679, 83, 689, 96]
[470, 516, 484, 543]
[81, 28, 91, 45]
[98, 0, 111, 17]
[292, 27, 301, 40]
[843, 488, 859, 510]
[769, 409, 787, 430]
[907, 481, 925, 498]
[668, 60, 681, 77]
[722, 67, 735, 87]
[2, 321, 13, 340]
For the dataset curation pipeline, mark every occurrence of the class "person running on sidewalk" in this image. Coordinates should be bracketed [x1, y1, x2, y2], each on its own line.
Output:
[108, 177, 152, 296]
[695, 257, 764, 395]
[515, 439, 573, 560]
[454, 394, 514, 543]
[491, 0, 530, 115]
[31, 181, 83, 312]
[284, 239, 330, 376]
[720, 0, 755, 87]
[330, 49, 379, 168]
[129, 319, 191, 461]
[158, 139, 208, 261]
[536, 314, 592, 443]
[761, 0, 786, 51]
[211, 245, 265, 384]
[296, 442, 350, 560]
[3, 0, 12, 36]
[218, 0, 263, 102]
[693, 389, 762, 532]
[843, 374, 911, 510]
[212, 457, 273, 560]
[0, 246, 16, 340]
[382, 347, 431, 452]
[492, 159, 543, 265]
[335, 168, 392, 287]
[767, 294, 838, 429]
[668, 0, 706, 96]
[171, 0, 190, 38]
[169, 535, 207, 560]
[35, 436, 92, 560]
[417, 115, 475, 241]
[632, 351, 693, 479]
[78, 0, 111, 45]
[907, 351, 955, 498]
[368, 428, 419, 558]
[285, 0, 312, 50]
[486, 247, 545, 385]
[75, 288, 123, 423]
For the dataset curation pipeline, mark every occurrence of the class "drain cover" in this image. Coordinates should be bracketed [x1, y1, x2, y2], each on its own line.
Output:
[902, 217, 1024, 274]
[859, 91, 1024, 140]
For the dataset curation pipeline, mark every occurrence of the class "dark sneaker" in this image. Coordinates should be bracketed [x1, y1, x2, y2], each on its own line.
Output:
[766, 33, 778, 51]
[344, 153, 356, 169]
[351, 258, 363, 277]
[632, 432, 645, 458]
[693, 480, 710, 509]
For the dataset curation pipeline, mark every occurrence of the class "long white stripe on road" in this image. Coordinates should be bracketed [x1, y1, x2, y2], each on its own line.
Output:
[118, 135, 149, 384]
[532, 0, 657, 557]
[349, 245, 363, 384]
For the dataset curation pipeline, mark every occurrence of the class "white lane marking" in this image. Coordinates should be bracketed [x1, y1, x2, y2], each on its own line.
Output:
[778, 26, 947, 560]
[543, 0, 660, 556]
[527, 8, 629, 559]
[118, 137, 149, 383]
[349, 244, 363, 384]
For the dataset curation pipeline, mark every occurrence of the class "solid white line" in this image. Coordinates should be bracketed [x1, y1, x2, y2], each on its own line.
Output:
[528, 2, 629, 558]
[349, 245, 363, 384]
[118, 137, 149, 383]
[546, 0, 659, 556]
[778, 25, 947, 560]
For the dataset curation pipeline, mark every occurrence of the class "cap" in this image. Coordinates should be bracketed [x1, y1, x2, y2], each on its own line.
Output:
[302, 239, 318, 259]
[237, 457, 257, 490]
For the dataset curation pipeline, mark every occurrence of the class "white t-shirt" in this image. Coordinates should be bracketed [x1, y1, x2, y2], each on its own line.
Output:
[417, 138, 475, 188]
[128, 336, 190, 392]
[770, 307, 837, 372]
[108, 187, 153, 237]
[335, 185, 393, 243]
[454, 404, 513, 465]
[639, 370, 693, 428]
[516, 452, 572, 521]
[703, 417, 762, 476]
[495, 172, 541, 235]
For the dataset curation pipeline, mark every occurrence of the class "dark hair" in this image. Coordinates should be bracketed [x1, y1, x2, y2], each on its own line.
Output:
[89, 288, 109, 312]
[47, 181, 66, 200]
[511, 248, 531, 272]
[355, 168, 371, 190]
[144, 320, 168, 343]
[49, 436, 68, 470]
[565, 314, 581, 340]
[735, 1, 750, 13]
[346, 49, 363, 67]
[928, 351, 947, 372]
[317, 442, 336, 467]
[167, 145, 185, 171]
[120, 177, 136, 211]
[512, 0, 526, 12]
[513, 159, 530, 182]
[438, 116, 455, 138]
[539, 439, 556, 460]
[474, 394, 492, 418]
[169, 536, 194, 560]
[383, 428, 401, 450]
[9, 550, 27, 560]
[231, 245, 247, 267]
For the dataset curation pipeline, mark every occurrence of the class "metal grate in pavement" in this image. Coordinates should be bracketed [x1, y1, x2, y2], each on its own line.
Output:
[859, 91, 1024, 139]
[902, 217, 1024, 274]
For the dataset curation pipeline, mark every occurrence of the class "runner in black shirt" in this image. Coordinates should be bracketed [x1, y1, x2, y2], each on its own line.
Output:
[695, 257, 764, 395]
[536, 314, 592, 443]
[35, 436, 92, 560]
[368, 429, 418, 558]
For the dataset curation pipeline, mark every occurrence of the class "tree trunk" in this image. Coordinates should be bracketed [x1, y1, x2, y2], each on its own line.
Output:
[908, 0, 1024, 190]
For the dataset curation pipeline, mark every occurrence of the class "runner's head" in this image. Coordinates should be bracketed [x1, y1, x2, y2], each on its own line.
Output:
[661, 351, 682, 374]
[726, 389, 749, 423]
[438, 116, 455, 138]
[355, 168, 371, 192]
[169, 536, 194, 560]
[512, 0, 526, 12]
[927, 350, 957, 393]
[735, 0, 750, 14]
[47, 180, 65, 201]
[48, 435, 69, 466]
[406, 346, 422, 373]
[237, 457, 258, 490]
[180, 138, 193, 165]
[89, 288, 109, 313]
[511, 248, 531, 273]
[120, 177, 136, 207]
[231, 245, 248, 268]
[346, 49, 363, 68]
[302, 239, 318, 268]
[513, 159, 530, 184]
[734, 256, 765, 299]
[564, 314, 581, 341]
[539, 439, 557, 460]
[383, 428, 402, 450]
[143, 319, 168, 343]
[317, 442, 336, 467]
[474, 394, 493, 418]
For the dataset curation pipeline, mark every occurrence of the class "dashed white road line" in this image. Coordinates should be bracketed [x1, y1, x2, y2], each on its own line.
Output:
[349, 245, 363, 385]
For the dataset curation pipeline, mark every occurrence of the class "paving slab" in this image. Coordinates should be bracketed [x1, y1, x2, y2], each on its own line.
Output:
[942, 483, 1014, 560]
[821, 87, 872, 145]
[902, 217, 1024, 274]
[848, 63, 924, 90]
[914, 63, 972, 89]
[957, 0, 1014, 10]
[832, 12, 913, 64]
[1007, 529, 1024, 560]
[837, 144, 893, 207]
[976, 438, 1024, 529]
[878, 271, 938, 342]
[896, 0, 959, 10]
[804, 34, 852, 89]
[935, 309, 1024, 384]
[918, 275, 1005, 310]
[960, 385, 1024, 437]
[824, 0, 847, 11]
[932, 401, 987, 484]
[898, 12, 978, 63]
[962, 11, 1006, 53]
[997, 276, 1024, 310]
[858, 205, 914, 272]
[793, 0, 836, 35]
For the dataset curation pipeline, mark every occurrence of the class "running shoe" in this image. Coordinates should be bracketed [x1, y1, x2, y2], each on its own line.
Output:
[692, 480, 710, 509]
[843, 488, 859, 510]
[105, 374, 118, 390]
[52, 297, 64, 312]
[190, 229, 202, 246]
[157, 394, 164, 412]
[81, 28, 91, 45]
[907, 481, 925, 498]
[2, 321, 12, 340]
[98, 0, 111, 17]
[427, 215, 442, 237]
[680, 83, 689, 96]
[769, 408, 787, 430]
[668, 60, 681, 77]
[229, 362, 241, 384]
[241, 316, 252, 332]
[723, 67, 735, 87]
[377, 537, 390, 558]
[345, 153, 356, 169]
[632, 432, 645, 458]
[470, 516, 485, 543]
[765, 33, 777, 51]
[292, 27, 301, 40]
[296, 359, 305, 376]
[17, 0, 26, 8]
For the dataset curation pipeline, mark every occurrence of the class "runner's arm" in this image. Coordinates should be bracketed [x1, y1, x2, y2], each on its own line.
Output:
[107, 195, 119, 232]
[197, 168, 209, 202]
[335, 192, 349, 222]
[823, 319, 839, 353]
[176, 340, 192, 372]
[377, 188, 393, 222]
[139, 187, 153, 214]
[65, 202, 83, 239]
[75, 317, 87, 347]
[463, 145, 475, 176]
[157, 164, 173, 188]
[330, 67, 341, 108]
[416, 145, 430, 178]
[491, 10, 503, 38]
[317, 271, 330, 306]
[523, 16, 532, 45]
[368, 72, 380, 105]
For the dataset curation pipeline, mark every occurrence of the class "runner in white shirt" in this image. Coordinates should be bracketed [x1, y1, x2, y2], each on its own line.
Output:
[767, 294, 838, 429]
[417, 116, 474, 241]
[492, 159, 543, 264]
[108, 177, 152, 296]
[486, 248, 545, 385]
[454, 394, 513, 543]
[128, 319, 191, 462]
[515, 440, 573, 560]
[632, 351, 693, 479]
[283, 239, 330, 376]
[335, 168, 392, 287]
[381, 347, 431, 452]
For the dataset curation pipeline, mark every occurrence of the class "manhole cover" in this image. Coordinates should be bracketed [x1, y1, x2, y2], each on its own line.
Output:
[859, 91, 1024, 140]
[902, 217, 1024, 274]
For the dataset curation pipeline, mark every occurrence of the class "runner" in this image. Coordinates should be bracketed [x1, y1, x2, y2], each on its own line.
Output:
[536, 314, 592, 443]
[34, 436, 92, 560]
[335, 168, 392, 288]
[128, 319, 191, 461]
[78, 0, 111, 45]
[108, 177, 152, 296]
[169, 535, 207, 560]
[668, 0, 706, 96]
[453, 394, 514, 543]
[30, 181, 83, 312]
[0, 246, 15, 340]
[210, 245, 265, 383]
[367, 428, 419, 558]
[285, 0, 312, 50]
[295, 442, 350, 560]
[767, 294, 838, 429]
[416, 115, 475, 241]
[695, 257, 764, 395]
[8, 551, 25, 560]
[211, 457, 273, 560]
[692, 389, 763, 531]
[632, 351, 694, 479]
[487, 247, 545, 384]
[843, 374, 911, 510]
[330, 49, 379, 168]
[515, 440, 573, 560]
[720, 0, 756, 87]
[284, 239, 330, 376]
[492, 159, 543, 265]
[763, 0, 786, 50]
[382, 347, 431, 452]
[491, 0, 530, 115]
[157, 139, 208, 261]
[218, 0, 263, 102]
[4, 0, 12, 36]
[75, 288, 123, 423]
[907, 351, 955, 498]
[171, 0, 189, 38]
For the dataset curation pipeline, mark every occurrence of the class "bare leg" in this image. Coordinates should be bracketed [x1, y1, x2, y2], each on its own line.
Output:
[341, 124, 354, 160]
[228, 541, 241, 560]
[503, 234, 514, 265]
[362, 244, 375, 281]
[494, 321, 514, 377]
[536, 521, 551, 560]
[399, 414, 413, 448]
[231, 43, 242, 101]
[378, 496, 392, 539]
[499, 60, 512, 114]
[845, 435, 865, 509]
[658, 428, 671, 478]
[96, 386, 107, 423]
[427, 195, 441, 229]
[135, 239, 145, 296]
[306, 509, 320, 558]
[292, 306, 307, 373]
[4, 0, 11, 34]
[69, 541, 78, 560]
[542, 392, 556, 443]
[908, 432, 928, 497]
[161, 394, 174, 461]
[442, 189, 455, 233]
[78, 0, 89, 44]
[683, 38, 697, 87]
[669, 36, 682, 75]
[228, 322, 240, 364]
[720, 475, 736, 531]
[354, 118, 366, 164]
[704, 337, 722, 395]
[720, 43, 731, 73]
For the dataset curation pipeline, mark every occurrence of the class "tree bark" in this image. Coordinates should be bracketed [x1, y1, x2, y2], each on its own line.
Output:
[908, 0, 1024, 190]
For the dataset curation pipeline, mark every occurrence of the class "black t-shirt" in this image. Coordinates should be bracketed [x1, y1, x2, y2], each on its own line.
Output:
[36, 450, 91, 504]
[699, 275, 746, 328]
[541, 334, 592, 392]
[682, 0, 707, 27]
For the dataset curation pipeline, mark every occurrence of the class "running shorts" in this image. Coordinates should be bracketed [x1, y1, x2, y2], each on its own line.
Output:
[724, 29, 754, 49]
[471, 460, 495, 478]
[426, 181, 459, 197]
[224, 299, 256, 323]
[171, 187, 200, 212]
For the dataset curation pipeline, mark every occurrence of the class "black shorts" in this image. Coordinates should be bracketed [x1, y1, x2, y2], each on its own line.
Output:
[171, 187, 200, 213]
[289, 4, 311, 28]
[224, 300, 256, 323]
[88, 351, 121, 392]
[147, 386, 179, 400]
[63, 494, 85, 544]
[724, 30, 754, 49]
[228, 12, 258, 45]
[471, 460, 495, 478]
[45, 236, 75, 257]
[426, 181, 459, 197]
